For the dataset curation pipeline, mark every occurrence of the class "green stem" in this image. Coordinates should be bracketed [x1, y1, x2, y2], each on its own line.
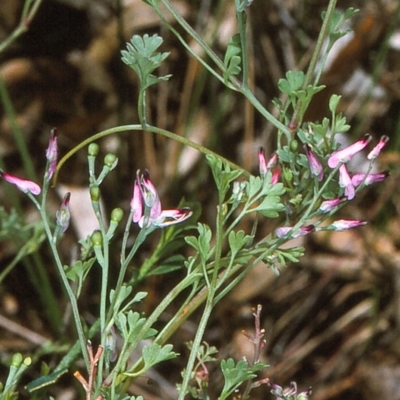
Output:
[53, 124, 250, 186]
[35, 184, 89, 370]
[0, 75, 37, 182]
[178, 203, 225, 400]
[235, 0, 248, 89]
[105, 272, 200, 386]
[0, 0, 43, 54]
[157, 0, 291, 138]
[290, 0, 338, 128]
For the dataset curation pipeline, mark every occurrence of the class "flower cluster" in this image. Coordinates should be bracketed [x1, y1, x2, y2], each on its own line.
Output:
[0, 131, 192, 236]
[272, 134, 389, 239]
[131, 169, 192, 228]
[269, 381, 312, 400]
[328, 134, 389, 200]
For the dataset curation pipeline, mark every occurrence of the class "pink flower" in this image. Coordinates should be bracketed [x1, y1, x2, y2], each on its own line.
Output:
[0, 170, 41, 195]
[367, 135, 389, 160]
[331, 219, 367, 231]
[258, 148, 278, 177]
[258, 147, 267, 176]
[270, 168, 281, 185]
[319, 197, 343, 212]
[275, 225, 314, 239]
[131, 169, 192, 228]
[305, 145, 323, 181]
[327, 134, 372, 168]
[45, 128, 58, 180]
[56, 192, 71, 233]
[339, 164, 355, 200]
[351, 171, 389, 187]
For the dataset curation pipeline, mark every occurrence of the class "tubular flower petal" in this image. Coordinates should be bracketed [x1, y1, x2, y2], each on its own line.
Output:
[351, 171, 389, 187]
[141, 170, 162, 220]
[267, 153, 278, 169]
[131, 177, 143, 224]
[339, 164, 355, 200]
[258, 148, 278, 178]
[367, 135, 389, 160]
[331, 219, 367, 231]
[319, 197, 343, 213]
[45, 128, 58, 180]
[131, 169, 192, 228]
[56, 192, 71, 233]
[327, 134, 372, 168]
[258, 147, 267, 176]
[270, 168, 281, 185]
[0, 170, 41, 195]
[305, 145, 323, 181]
[275, 225, 314, 239]
[151, 208, 193, 228]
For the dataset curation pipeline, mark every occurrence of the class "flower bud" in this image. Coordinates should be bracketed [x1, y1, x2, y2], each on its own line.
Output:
[11, 353, 23, 368]
[91, 231, 103, 246]
[111, 208, 124, 223]
[90, 186, 101, 202]
[104, 153, 118, 169]
[290, 139, 299, 152]
[88, 143, 100, 157]
[23, 357, 32, 366]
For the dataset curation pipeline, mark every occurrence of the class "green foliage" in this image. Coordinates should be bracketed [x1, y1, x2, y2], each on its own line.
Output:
[325, 7, 359, 43]
[223, 34, 242, 83]
[121, 34, 172, 89]
[115, 311, 157, 344]
[64, 258, 96, 298]
[142, 343, 178, 370]
[228, 230, 252, 257]
[219, 358, 267, 400]
[185, 223, 213, 264]
[206, 154, 244, 201]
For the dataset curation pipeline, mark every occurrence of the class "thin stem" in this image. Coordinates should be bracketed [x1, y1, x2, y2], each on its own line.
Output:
[0, 75, 37, 182]
[178, 203, 225, 399]
[104, 272, 200, 386]
[34, 182, 89, 370]
[0, 0, 43, 54]
[157, 0, 292, 138]
[235, 0, 248, 89]
[53, 124, 250, 186]
[290, 0, 338, 128]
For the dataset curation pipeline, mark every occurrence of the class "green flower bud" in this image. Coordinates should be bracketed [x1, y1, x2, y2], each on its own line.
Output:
[11, 353, 23, 367]
[282, 167, 293, 183]
[91, 231, 103, 246]
[88, 143, 100, 157]
[111, 208, 124, 223]
[290, 139, 298, 152]
[90, 186, 101, 202]
[104, 153, 118, 169]
[23, 357, 32, 366]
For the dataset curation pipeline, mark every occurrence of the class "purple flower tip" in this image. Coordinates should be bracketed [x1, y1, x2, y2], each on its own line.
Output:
[131, 169, 192, 228]
[351, 170, 389, 187]
[305, 145, 324, 181]
[367, 135, 389, 160]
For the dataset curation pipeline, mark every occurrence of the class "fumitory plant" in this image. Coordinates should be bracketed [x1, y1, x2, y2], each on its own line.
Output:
[0, 0, 391, 399]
